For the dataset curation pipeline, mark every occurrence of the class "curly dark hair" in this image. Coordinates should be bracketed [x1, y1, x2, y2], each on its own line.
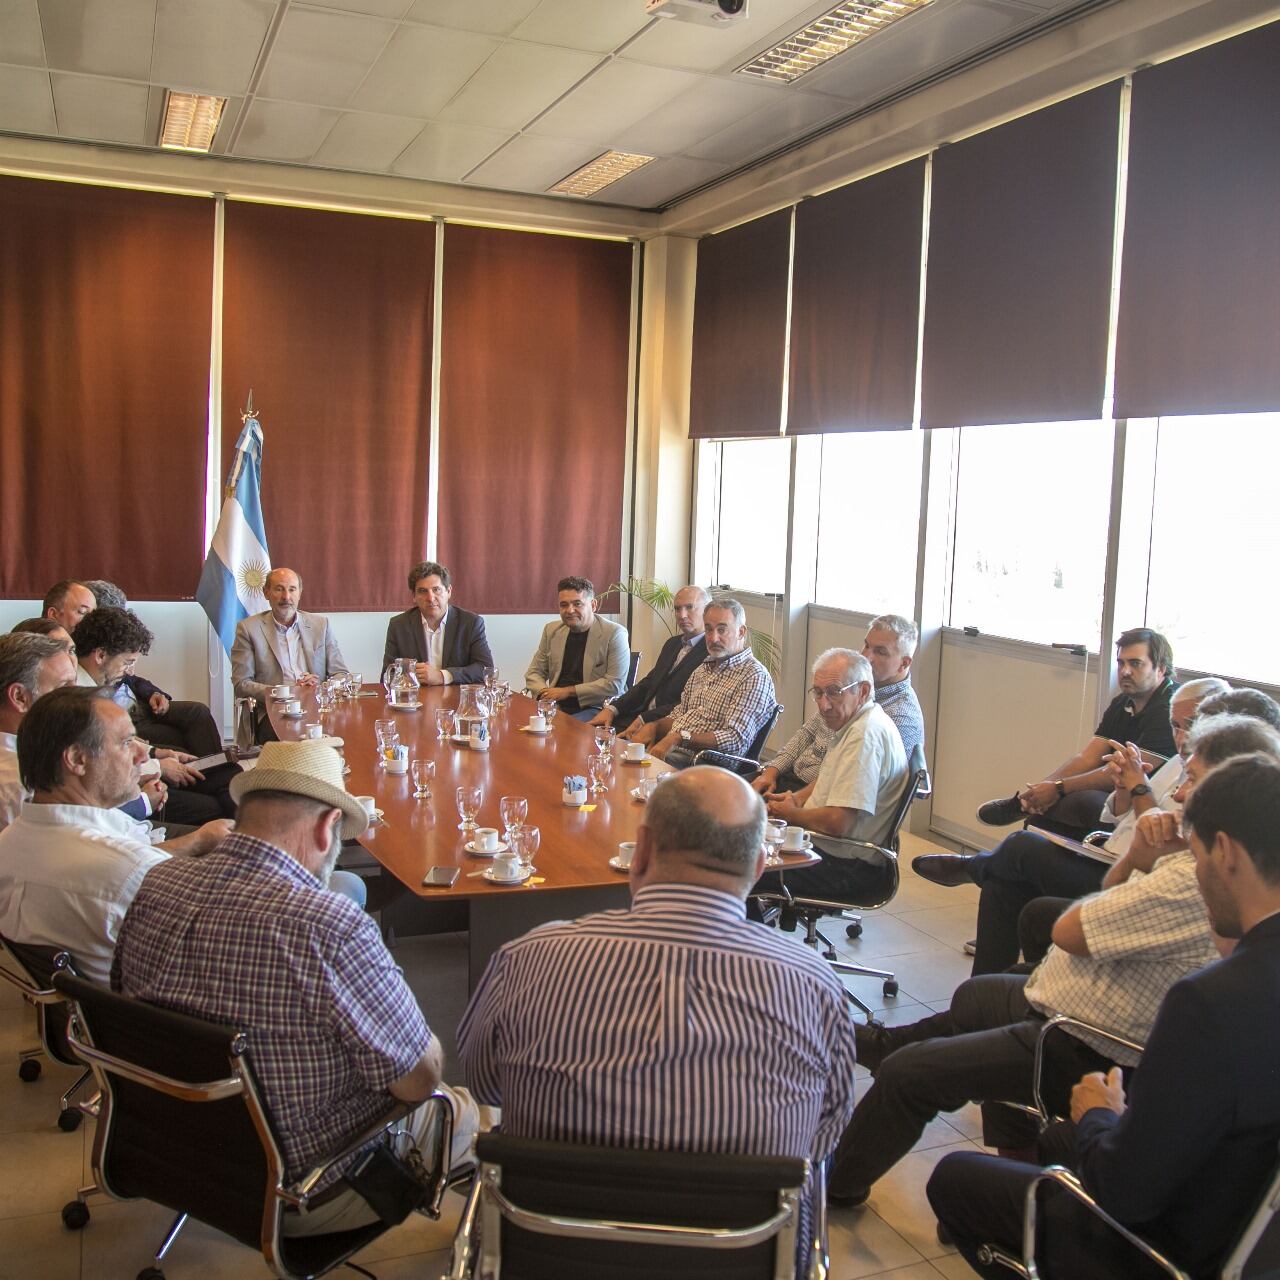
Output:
[70, 607, 153, 659]
[407, 561, 451, 593]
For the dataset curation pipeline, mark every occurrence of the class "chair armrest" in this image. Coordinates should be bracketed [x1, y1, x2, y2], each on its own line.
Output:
[691, 749, 763, 777]
[285, 1100, 416, 1205]
[810, 834, 897, 863]
[1021, 1166, 1189, 1279]
[807, 1159, 829, 1280]
[1032, 1016, 1144, 1122]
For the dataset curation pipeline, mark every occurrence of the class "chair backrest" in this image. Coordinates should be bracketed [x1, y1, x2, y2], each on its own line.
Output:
[882, 742, 930, 856]
[747, 703, 785, 763]
[1223, 1141, 1280, 1280]
[53, 972, 277, 1251]
[626, 650, 642, 690]
[0, 933, 80, 1067]
[473, 1133, 807, 1280]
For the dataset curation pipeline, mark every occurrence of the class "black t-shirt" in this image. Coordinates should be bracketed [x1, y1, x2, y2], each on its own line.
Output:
[554, 628, 590, 716]
[1094, 676, 1178, 757]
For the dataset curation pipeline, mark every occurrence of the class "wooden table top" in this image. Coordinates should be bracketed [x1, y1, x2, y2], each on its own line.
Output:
[267, 684, 817, 900]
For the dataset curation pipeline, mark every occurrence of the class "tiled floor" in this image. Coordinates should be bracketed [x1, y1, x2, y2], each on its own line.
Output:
[0, 830, 984, 1279]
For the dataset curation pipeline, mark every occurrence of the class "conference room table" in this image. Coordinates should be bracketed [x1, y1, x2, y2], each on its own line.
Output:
[267, 682, 817, 988]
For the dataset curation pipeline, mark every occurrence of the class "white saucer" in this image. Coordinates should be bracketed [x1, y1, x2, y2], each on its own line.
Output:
[779, 840, 812, 855]
[483, 866, 531, 885]
[449, 733, 471, 744]
[620, 756, 652, 766]
[519, 725, 552, 735]
[281, 709, 306, 718]
[465, 839, 509, 857]
[608, 856, 633, 872]
[362, 808, 384, 823]
[388, 701, 422, 711]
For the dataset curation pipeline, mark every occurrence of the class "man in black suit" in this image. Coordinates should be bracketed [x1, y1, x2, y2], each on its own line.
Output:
[381, 561, 493, 686]
[588, 585, 709, 737]
[927, 751, 1280, 1279]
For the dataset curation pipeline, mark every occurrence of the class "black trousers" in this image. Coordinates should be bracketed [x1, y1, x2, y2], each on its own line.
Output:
[927, 1150, 1172, 1280]
[1026, 789, 1111, 841]
[157, 761, 239, 824]
[133, 700, 224, 757]
[969, 832, 1106, 974]
[828, 975, 1113, 1198]
[1018, 896, 1074, 968]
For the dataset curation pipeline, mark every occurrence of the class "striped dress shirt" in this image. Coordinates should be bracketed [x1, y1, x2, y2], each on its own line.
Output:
[458, 882, 858, 1166]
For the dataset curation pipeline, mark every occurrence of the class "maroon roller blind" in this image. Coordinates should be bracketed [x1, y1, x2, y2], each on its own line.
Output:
[788, 159, 925, 435]
[436, 225, 632, 615]
[0, 176, 213, 599]
[222, 202, 435, 611]
[921, 82, 1121, 430]
[688, 209, 791, 439]
[1114, 21, 1280, 419]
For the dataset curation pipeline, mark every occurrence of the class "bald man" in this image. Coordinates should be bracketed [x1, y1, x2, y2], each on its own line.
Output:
[459, 767, 857, 1256]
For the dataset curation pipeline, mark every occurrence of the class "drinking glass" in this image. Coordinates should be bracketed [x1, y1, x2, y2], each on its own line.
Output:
[374, 718, 397, 760]
[499, 795, 528, 841]
[347, 672, 363, 697]
[538, 697, 559, 725]
[411, 759, 435, 799]
[593, 725, 617, 755]
[764, 817, 787, 863]
[456, 784, 483, 831]
[436, 708, 458, 741]
[513, 825, 540, 874]
[316, 684, 333, 714]
[588, 751, 612, 795]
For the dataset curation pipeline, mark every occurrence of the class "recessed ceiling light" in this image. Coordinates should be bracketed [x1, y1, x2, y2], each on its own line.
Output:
[550, 151, 655, 198]
[159, 91, 227, 153]
[738, 0, 934, 84]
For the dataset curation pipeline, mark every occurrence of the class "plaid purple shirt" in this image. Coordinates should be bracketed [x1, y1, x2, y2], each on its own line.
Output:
[670, 647, 776, 753]
[111, 832, 431, 1188]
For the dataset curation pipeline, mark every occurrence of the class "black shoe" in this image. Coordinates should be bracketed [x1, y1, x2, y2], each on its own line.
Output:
[977, 794, 1025, 826]
[911, 854, 977, 889]
[827, 1183, 870, 1209]
[854, 1019, 897, 1076]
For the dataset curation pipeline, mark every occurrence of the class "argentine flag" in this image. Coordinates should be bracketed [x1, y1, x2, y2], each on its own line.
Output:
[197, 415, 271, 655]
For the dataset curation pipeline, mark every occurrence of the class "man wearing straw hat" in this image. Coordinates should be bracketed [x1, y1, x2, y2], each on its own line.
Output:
[113, 740, 479, 1235]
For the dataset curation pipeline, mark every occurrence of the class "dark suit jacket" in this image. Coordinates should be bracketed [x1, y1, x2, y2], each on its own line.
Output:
[609, 634, 706, 726]
[381, 606, 493, 685]
[124, 672, 168, 704]
[1072, 912, 1280, 1277]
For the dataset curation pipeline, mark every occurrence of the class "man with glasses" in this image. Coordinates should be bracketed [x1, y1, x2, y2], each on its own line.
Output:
[761, 649, 908, 899]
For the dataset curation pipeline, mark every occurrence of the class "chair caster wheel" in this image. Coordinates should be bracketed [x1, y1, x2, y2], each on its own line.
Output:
[62, 1200, 90, 1230]
[823, 948, 837, 961]
[883, 980, 899, 998]
[138, 1267, 166, 1280]
[19, 1059, 41, 1082]
[779, 908, 797, 933]
[845, 922, 863, 939]
[58, 1109, 83, 1132]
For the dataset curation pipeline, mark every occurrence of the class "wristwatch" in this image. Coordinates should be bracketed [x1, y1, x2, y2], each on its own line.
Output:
[679, 729, 693, 744]
[1131, 782, 1153, 798]
[1054, 780, 1066, 799]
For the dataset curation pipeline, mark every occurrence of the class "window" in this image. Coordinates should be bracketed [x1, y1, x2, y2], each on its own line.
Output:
[814, 430, 924, 614]
[712, 437, 792, 594]
[1142, 412, 1280, 684]
[947, 420, 1114, 645]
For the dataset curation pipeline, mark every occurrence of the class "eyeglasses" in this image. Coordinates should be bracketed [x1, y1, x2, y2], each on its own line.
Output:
[809, 681, 858, 701]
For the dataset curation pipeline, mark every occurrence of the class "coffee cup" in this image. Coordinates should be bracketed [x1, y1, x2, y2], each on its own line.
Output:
[271, 684, 293, 700]
[355, 796, 378, 818]
[492, 852, 522, 880]
[283, 697, 302, 716]
[474, 827, 501, 853]
[529, 713, 547, 732]
[624, 740, 646, 762]
[616, 840, 636, 868]
[304, 721, 323, 739]
[782, 825, 810, 851]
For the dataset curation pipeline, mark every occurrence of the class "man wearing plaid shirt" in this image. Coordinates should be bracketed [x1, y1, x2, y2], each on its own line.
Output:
[648, 598, 775, 766]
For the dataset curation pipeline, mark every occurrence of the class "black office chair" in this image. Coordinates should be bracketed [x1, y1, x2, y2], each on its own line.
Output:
[54, 972, 466, 1280]
[693, 703, 785, 777]
[753, 744, 931, 1016]
[626, 650, 642, 691]
[444, 1133, 825, 1280]
[0, 934, 93, 1130]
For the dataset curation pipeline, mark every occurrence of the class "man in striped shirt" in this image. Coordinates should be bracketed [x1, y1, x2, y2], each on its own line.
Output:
[458, 766, 858, 1247]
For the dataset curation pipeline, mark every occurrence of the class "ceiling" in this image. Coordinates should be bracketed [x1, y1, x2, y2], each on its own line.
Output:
[0, 0, 1093, 211]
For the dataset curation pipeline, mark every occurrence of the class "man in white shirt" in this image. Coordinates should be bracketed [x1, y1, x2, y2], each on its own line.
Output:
[0, 687, 228, 982]
[0, 633, 78, 830]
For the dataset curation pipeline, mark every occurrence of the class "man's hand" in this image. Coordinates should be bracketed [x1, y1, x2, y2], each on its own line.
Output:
[650, 733, 678, 761]
[416, 662, 446, 686]
[295, 672, 320, 689]
[588, 706, 617, 728]
[141, 778, 168, 811]
[540, 686, 573, 704]
[1070, 1067, 1126, 1122]
[160, 818, 234, 857]
[1105, 740, 1151, 793]
[1129, 808, 1186, 866]
[766, 791, 804, 822]
[752, 765, 780, 796]
[1018, 781, 1060, 815]
[148, 692, 171, 716]
[158, 756, 205, 787]
[622, 719, 658, 746]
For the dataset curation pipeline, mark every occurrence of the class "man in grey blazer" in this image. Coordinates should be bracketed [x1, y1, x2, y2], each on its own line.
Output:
[381, 561, 493, 686]
[525, 577, 629, 720]
[231, 568, 348, 735]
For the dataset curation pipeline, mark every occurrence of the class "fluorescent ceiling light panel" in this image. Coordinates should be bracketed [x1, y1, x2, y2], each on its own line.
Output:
[738, 0, 934, 84]
[550, 150, 655, 197]
[160, 91, 227, 152]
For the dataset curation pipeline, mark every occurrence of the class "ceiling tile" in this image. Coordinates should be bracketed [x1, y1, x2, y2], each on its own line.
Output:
[309, 0, 413, 16]
[465, 132, 602, 192]
[684, 88, 845, 164]
[622, 0, 823, 73]
[233, 98, 342, 161]
[0, 0, 45, 67]
[391, 120, 511, 182]
[436, 41, 599, 131]
[614, 75, 781, 157]
[403, 0, 540, 37]
[152, 0, 278, 95]
[590, 154, 728, 207]
[37, 0, 156, 80]
[512, 0, 651, 53]
[256, 7, 396, 107]
[311, 109, 424, 169]
[49, 72, 150, 145]
[351, 22, 499, 117]
[528, 59, 700, 145]
[0, 64, 57, 134]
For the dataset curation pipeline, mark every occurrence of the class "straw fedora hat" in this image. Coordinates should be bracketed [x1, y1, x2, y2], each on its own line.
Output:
[229, 740, 368, 838]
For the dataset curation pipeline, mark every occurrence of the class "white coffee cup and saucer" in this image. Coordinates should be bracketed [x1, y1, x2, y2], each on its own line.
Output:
[521, 714, 551, 735]
[270, 684, 294, 701]
[781, 825, 813, 852]
[355, 795, 384, 826]
[609, 841, 636, 873]
[465, 828, 508, 857]
[281, 698, 305, 717]
[484, 852, 530, 884]
[620, 741, 650, 765]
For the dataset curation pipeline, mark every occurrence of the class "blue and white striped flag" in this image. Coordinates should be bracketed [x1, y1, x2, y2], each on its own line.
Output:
[196, 414, 271, 655]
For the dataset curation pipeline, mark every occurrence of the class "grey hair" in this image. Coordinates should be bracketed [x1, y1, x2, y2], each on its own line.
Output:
[1172, 677, 1231, 705]
[644, 776, 766, 875]
[813, 648, 873, 689]
[1198, 688, 1280, 730]
[1190, 714, 1280, 769]
[868, 614, 919, 657]
[679, 585, 713, 607]
[81, 580, 127, 609]
[706, 597, 746, 628]
[0, 633, 66, 700]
